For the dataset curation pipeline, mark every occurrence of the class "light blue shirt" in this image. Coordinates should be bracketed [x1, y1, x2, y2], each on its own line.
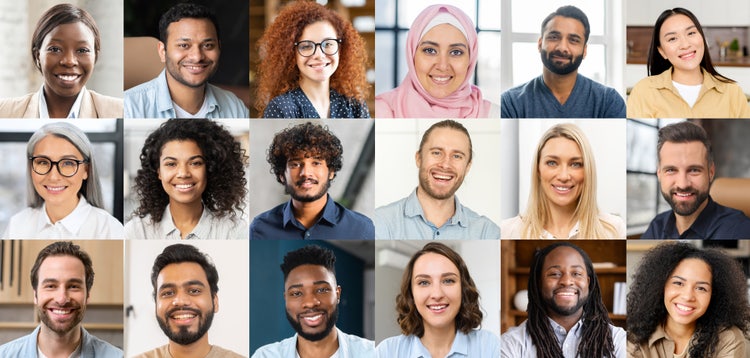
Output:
[0, 325, 123, 357]
[375, 189, 500, 239]
[501, 319, 626, 358]
[252, 327, 374, 358]
[124, 70, 249, 118]
[376, 329, 500, 358]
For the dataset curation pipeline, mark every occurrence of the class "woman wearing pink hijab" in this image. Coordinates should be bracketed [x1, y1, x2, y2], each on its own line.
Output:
[375, 4, 497, 118]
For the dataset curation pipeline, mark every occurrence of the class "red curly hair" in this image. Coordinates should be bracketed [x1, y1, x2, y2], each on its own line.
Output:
[255, 1, 369, 114]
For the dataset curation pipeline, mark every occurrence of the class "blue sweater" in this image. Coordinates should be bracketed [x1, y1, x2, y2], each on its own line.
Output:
[501, 74, 625, 118]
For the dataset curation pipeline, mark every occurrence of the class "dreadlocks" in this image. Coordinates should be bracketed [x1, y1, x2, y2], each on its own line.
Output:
[526, 242, 616, 358]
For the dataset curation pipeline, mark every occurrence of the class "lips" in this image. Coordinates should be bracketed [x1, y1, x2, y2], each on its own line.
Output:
[671, 189, 696, 201]
[552, 184, 573, 193]
[167, 308, 200, 324]
[431, 171, 454, 182]
[429, 75, 453, 85]
[298, 310, 326, 327]
[674, 303, 695, 313]
[174, 183, 195, 192]
[427, 304, 448, 313]
[295, 178, 319, 189]
[553, 288, 578, 299]
[56, 74, 81, 82]
[181, 63, 211, 74]
[44, 185, 67, 193]
[678, 51, 696, 60]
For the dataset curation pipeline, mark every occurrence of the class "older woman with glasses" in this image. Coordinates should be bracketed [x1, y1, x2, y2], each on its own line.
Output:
[2, 122, 123, 238]
[255, 1, 370, 118]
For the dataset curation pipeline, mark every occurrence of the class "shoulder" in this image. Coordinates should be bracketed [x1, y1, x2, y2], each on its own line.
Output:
[251, 203, 286, 225]
[376, 334, 412, 354]
[88, 90, 124, 118]
[374, 93, 395, 118]
[599, 212, 627, 238]
[86, 206, 125, 238]
[125, 75, 161, 97]
[252, 336, 297, 357]
[124, 214, 157, 239]
[0, 330, 37, 355]
[457, 203, 500, 235]
[336, 202, 373, 224]
[500, 216, 523, 238]
[501, 321, 530, 354]
[84, 329, 123, 356]
[264, 89, 302, 118]
[250, 203, 288, 239]
[330, 89, 369, 118]
[467, 329, 501, 345]
[338, 329, 375, 354]
[0, 93, 35, 117]
[131, 345, 168, 358]
[206, 83, 248, 117]
[714, 326, 746, 355]
[207, 345, 245, 358]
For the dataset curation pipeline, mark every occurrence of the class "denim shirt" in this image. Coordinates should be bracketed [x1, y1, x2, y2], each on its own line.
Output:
[0, 326, 123, 357]
[124, 70, 248, 118]
[252, 327, 374, 358]
[377, 330, 500, 358]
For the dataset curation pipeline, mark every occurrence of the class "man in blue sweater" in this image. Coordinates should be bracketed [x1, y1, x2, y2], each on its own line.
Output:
[501, 5, 625, 118]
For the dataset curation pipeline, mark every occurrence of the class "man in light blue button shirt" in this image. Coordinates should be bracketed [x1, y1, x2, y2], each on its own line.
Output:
[375, 120, 500, 239]
[124, 3, 249, 119]
[501, 242, 625, 358]
[252, 245, 374, 358]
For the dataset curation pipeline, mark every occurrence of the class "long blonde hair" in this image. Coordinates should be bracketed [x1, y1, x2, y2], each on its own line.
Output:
[521, 123, 617, 238]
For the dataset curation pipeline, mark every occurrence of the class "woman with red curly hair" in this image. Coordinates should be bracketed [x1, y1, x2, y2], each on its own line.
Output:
[256, 1, 369, 118]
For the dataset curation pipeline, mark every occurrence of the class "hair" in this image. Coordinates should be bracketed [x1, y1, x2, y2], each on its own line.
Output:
[158, 3, 220, 44]
[520, 123, 617, 238]
[31, 3, 101, 72]
[628, 242, 750, 357]
[151, 243, 219, 300]
[30, 241, 94, 298]
[647, 8, 733, 83]
[267, 121, 343, 185]
[527, 242, 615, 357]
[418, 120, 473, 163]
[541, 5, 590, 44]
[396, 242, 482, 337]
[657, 121, 714, 167]
[280, 245, 336, 283]
[26, 122, 104, 209]
[133, 118, 247, 223]
[255, 0, 369, 113]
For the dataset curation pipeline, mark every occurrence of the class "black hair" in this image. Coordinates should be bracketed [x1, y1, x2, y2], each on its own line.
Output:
[158, 3, 221, 43]
[280, 245, 336, 283]
[151, 244, 219, 299]
[541, 5, 590, 44]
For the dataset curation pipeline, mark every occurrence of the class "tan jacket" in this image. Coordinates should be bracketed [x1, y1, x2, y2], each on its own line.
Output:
[627, 324, 745, 358]
[0, 87, 123, 118]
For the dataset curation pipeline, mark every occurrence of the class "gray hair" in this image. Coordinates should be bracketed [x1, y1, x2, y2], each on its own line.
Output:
[26, 122, 104, 208]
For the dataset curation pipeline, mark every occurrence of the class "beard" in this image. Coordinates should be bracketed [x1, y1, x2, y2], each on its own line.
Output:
[418, 167, 464, 201]
[661, 185, 710, 216]
[156, 305, 214, 345]
[284, 177, 331, 203]
[285, 305, 339, 342]
[164, 53, 216, 89]
[544, 290, 589, 317]
[540, 49, 584, 75]
[38, 303, 84, 336]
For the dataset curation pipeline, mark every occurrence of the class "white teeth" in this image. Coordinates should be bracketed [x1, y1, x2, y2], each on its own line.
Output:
[432, 76, 451, 82]
[428, 305, 446, 310]
[557, 292, 575, 296]
[676, 192, 691, 197]
[303, 314, 322, 322]
[175, 184, 194, 189]
[46, 186, 65, 192]
[554, 186, 571, 191]
[172, 313, 196, 320]
[52, 309, 71, 315]
[57, 75, 78, 81]
[676, 303, 694, 312]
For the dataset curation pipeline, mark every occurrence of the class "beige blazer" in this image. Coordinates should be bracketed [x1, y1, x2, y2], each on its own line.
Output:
[0, 87, 123, 118]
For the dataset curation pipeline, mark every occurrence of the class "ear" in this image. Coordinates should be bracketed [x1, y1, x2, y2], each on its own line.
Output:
[415, 150, 421, 168]
[278, 175, 286, 185]
[158, 41, 167, 63]
[583, 43, 588, 59]
[336, 285, 341, 304]
[328, 170, 335, 180]
[657, 46, 667, 60]
[709, 162, 716, 183]
[33, 290, 38, 305]
[212, 294, 219, 313]
[538, 37, 543, 52]
[82, 163, 89, 180]
[465, 160, 472, 175]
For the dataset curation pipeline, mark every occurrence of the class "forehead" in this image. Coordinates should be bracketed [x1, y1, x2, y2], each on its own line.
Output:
[160, 139, 202, 157]
[660, 14, 696, 35]
[413, 252, 459, 276]
[300, 21, 337, 39]
[540, 137, 581, 157]
[671, 258, 712, 281]
[543, 16, 585, 37]
[543, 246, 585, 269]
[421, 24, 468, 44]
[166, 17, 217, 40]
[43, 22, 96, 43]
[38, 255, 86, 281]
[659, 141, 708, 165]
[285, 264, 336, 288]
[34, 135, 82, 156]
[422, 127, 471, 152]
[157, 262, 209, 286]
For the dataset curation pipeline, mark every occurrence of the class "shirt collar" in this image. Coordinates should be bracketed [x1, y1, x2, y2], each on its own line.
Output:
[38, 196, 91, 234]
[541, 221, 580, 239]
[158, 203, 213, 239]
[404, 188, 468, 228]
[38, 85, 85, 119]
[664, 196, 718, 238]
[651, 68, 725, 94]
[648, 323, 670, 348]
[281, 194, 337, 228]
[406, 330, 470, 358]
[156, 69, 218, 116]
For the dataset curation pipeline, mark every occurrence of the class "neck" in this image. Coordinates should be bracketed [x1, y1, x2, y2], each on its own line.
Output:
[299, 78, 330, 118]
[296, 327, 339, 358]
[292, 194, 328, 228]
[549, 309, 583, 332]
[541, 69, 578, 105]
[37, 325, 82, 358]
[166, 72, 206, 114]
[43, 86, 77, 118]
[674, 198, 709, 235]
[415, 187, 455, 228]
[664, 319, 695, 355]
[672, 67, 704, 86]
[45, 195, 81, 223]
[168, 200, 204, 239]
[167, 334, 212, 358]
[420, 325, 456, 358]
[545, 203, 577, 238]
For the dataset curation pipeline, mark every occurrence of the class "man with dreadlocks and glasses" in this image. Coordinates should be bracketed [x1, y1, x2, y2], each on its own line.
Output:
[501, 242, 626, 357]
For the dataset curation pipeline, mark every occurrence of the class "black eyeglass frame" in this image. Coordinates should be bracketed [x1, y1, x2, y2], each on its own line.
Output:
[29, 156, 89, 177]
[294, 38, 343, 57]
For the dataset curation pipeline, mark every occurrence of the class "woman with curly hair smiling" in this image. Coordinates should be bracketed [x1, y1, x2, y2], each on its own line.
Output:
[125, 118, 248, 239]
[377, 242, 499, 357]
[628, 242, 750, 357]
[255, 1, 369, 118]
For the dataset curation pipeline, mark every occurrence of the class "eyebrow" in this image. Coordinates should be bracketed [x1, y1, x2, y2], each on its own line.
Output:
[33, 154, 83, 160]
[663, 25, 698, 38]
[40, 277, 84, 285]
[286, 280, 331, 291]
[414, 272, 459, 280]
[545, 264, 585, 270]
[161, 155, 205, 162]
[428, 146, 467, 156]
[671, 275, 711, 286]
[158, 280, 206, 292]
[419, 40, 468, 49]
[543, 154, 582, 161]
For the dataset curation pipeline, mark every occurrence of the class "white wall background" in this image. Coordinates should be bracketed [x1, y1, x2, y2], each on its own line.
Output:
[124, 240, 249, 357]
[375, 118, 502, 225]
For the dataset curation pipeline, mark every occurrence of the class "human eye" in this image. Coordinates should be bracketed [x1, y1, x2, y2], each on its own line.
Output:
[59, 159, 78, 168]
[547, 271, 562, 278]
[316, 287, 332, 294]
[46, 46, 62, 53]
[449, 49, 465, 56]
[666, 36, 677, 43]
[298, 41, 314, 52]
[322, 40, 336, 49]
[671, 280, 683, 287]
[421, 47, 437, 55]
[416, 279, 430, 287]
[76, 47, 91, 54]
[452, 153, 464, 160]
[431, 150, 442, 157]
[43, 283, 57, 290]
[188, 287, 202, 295]
[190, 159, 204, 167]
[33, 157, 51, 167]
[545, 160, 558, 167]
[442, 278, 457, 285]
[163, 160, 177, 167]
[546, 33, 560, 41]
[288, 290, 302, 298]
[177, 43, 189, 49]
[160, 289, 174, 298]
[287, 161, 301, 169]
[202, 42, 215, 50]
[571, 161, 583, 168]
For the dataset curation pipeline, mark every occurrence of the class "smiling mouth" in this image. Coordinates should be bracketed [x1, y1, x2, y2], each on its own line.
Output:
[175, 183, 195, 190]
[553, 185, 573, 192]
[56, 74, 81, 82]
[50, 308, 74, 315]
[675, 303, 695, 313]
[679, 51, 696, 60]
[45, 185, 67, 192]
[429, 75, 453, 84]
[427, 304, 448, 312]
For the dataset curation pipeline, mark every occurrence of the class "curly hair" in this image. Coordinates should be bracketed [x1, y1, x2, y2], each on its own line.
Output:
[527, 242, 616, 357]
[133, 118, 247, 223]
[267, 122, 343, 185]
[280, 244, 336, 283]
[396, 242, 482, 337]
[628, 242, 750, 357]
[255, 0, 369, 113]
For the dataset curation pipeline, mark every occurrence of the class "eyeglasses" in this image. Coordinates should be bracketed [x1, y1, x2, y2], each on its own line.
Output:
[29, 156, 88, 177]
[294, 38, 342, 57]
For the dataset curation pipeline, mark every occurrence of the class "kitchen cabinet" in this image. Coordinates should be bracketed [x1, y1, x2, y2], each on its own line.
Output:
[627, 0, 750, 26]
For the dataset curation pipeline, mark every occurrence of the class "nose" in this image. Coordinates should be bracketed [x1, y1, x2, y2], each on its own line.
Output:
[54, 288, 70, 305]
[187, 44, 205, 61]
[60, 49, 77, 67]
[559, 272, 574, 286]
[679, 286, 695, 301]
[678, 35, 689, 49]
[675, 172, 690, 189]
[429, 283, 446, 300]
[435, 52, 450, 70]
[176, 163, 191, 178]
[302, 293, 320, 309]
[558, 165, 571, 181]
[172, 289, 191, 306]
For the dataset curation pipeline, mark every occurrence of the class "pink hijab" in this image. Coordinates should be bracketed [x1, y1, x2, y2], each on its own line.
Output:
[376, 4, 492, 118]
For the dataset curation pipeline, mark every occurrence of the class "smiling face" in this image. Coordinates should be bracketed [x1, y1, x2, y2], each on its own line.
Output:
[541, 246, 590, 320]
[282, 153, 334, 204]
[664, 258, 712, 330]
[657, 141, 714, 218]
[156, 262, 217, 345]
[158, 140, 207, 207]
[414, 24, 470, 99]
[411, 252, 462, 332]
[284, 264, 340, 342]
[38, 22, 96, 101]
[416, 127, 472, 201]
[538, 137, 584, 212]
[34, 255, 88, 336]
[657, 14, 704, 77]
[31, 135, 87, 213]
[538, 16, 586, 75]
[296, 21, 339, 87]
[159, 18, 220, 90]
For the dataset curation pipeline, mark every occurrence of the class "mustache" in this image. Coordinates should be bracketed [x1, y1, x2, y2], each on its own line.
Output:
[295, 178, 319, 186]
[548, 50, 572, 59]
[166, 306, 201, 317]
[671, 187, 698, 195]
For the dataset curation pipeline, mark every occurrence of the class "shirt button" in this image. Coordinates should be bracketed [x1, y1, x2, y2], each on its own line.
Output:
[305, 232, 311, 238]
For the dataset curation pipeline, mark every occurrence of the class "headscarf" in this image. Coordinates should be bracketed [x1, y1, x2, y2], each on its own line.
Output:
[376, 4, 491, 118]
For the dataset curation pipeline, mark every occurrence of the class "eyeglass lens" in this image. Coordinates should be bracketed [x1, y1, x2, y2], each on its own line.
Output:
[31, 157, 81, 177]
[297, 39, 339, 56]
